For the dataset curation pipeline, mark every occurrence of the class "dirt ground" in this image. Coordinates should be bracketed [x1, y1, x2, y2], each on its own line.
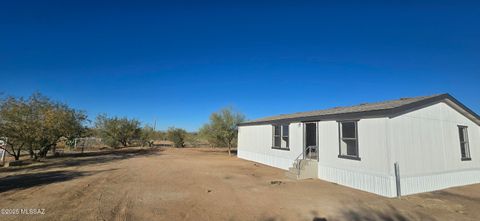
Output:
[0, 148, 479, 221]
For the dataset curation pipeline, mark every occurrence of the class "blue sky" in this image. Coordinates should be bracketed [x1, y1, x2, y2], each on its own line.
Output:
[1, 1, 479, 131]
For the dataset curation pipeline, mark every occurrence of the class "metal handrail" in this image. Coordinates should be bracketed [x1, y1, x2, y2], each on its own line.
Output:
[293, 152, 303, 171]
[294, 146, 318, 175]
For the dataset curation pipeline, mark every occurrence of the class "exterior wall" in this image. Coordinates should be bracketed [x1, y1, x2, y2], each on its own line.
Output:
[388, 102, 480, 195]
[237, 123, 303, 170]
[237, 101, 480, 197]
[317, 118, 396, 197]
[238, 119, 396, 197]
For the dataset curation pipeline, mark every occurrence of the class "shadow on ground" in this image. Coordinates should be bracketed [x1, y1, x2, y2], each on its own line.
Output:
[262, 205, 437, 221]
[195, 148, 237, 155]
[0, 148, 162, 173]
[334, 205, 437, 221]
[430, 190, 480, 202]
[0, 169, 115, 192]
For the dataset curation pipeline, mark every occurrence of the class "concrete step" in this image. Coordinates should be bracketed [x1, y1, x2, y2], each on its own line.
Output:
[285, 170, 316, 180]
[285, 171, 299, 180]
[293, 160, 315, 168]
[285, 159, 318, 180]
[288, 167, 300, 174]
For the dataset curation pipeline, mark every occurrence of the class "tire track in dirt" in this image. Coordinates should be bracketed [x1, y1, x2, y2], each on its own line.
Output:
[92, 165, 136, 221]
[41, 156, 138, 220]
[53, 167, 130, 220]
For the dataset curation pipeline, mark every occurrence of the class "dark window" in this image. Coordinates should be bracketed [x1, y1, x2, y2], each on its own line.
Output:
[458, 126, 471, 160]
[339, 121, 360, 160]
[273, 125, 281, 148]
[273, 124, 289, 150]
[341, 122, 356, 138]
[282, 125, 289, 148]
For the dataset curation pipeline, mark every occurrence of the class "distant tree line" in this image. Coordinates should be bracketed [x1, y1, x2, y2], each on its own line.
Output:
[0, 93, 246, 161]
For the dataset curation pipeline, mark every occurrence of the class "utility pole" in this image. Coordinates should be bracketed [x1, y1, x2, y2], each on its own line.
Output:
[153, 117, 157, 131]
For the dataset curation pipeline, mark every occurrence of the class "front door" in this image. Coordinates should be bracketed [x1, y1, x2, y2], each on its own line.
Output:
[304, 122, 318, 160]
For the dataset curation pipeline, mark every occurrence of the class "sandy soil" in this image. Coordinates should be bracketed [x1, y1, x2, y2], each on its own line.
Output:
[0, 147, 479, 221]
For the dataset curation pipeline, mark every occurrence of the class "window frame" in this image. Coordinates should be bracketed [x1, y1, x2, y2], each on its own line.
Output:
[338, 120, 361, 161]
[458, 125, 472, 161]
[272, 124, 290, 150]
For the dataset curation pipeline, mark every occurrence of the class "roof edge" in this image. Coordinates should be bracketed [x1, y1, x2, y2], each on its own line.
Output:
[238, 94, 480, 126]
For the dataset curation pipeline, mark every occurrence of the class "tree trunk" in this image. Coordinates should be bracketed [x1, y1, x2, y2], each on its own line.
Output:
[29, 148, 35, 159]
[38, 143, 54, 158]
[38, 148, 46, 158]
[227, 143, 231, 156]
[121, 140, 128, 148]
[38, 150, 45, 158]
[14, 148, 21, 161]
[7, 145, 19, 161]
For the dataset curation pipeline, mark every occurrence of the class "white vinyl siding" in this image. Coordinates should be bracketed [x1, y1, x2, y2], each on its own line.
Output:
[238, 101, 480, 197]
[238, 123, 303, 170]
[388, 102, 480, 195]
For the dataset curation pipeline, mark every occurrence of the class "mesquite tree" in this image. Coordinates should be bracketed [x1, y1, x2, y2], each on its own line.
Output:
[0, 93, 87, 160]
[94, 114, 141, 148]
[167, 127, 187, 148]
[199, 107, 245, 155]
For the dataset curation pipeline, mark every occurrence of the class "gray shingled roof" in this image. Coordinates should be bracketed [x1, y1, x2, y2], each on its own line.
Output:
[240, 94, 449, 125]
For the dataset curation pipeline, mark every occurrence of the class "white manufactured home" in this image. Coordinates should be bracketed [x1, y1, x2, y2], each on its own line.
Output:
[237, 94, 480, 197]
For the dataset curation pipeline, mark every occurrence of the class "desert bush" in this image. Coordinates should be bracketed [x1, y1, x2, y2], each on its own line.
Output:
[184, 132, 203, 147]
[140, 126, 157, 147]
[199, 107, 245, 155]
[94, 114, 141, 148]
[167, 127, 187, 148]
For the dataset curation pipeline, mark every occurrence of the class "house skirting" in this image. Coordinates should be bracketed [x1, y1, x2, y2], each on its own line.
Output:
[317, 164, 396, 197]
[237, 150, 293, 170]
[238, 150, 480, 198]
[400, 169, 480, 196]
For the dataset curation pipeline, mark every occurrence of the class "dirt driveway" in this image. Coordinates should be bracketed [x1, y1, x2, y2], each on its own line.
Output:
[0, 147, 479, 221]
